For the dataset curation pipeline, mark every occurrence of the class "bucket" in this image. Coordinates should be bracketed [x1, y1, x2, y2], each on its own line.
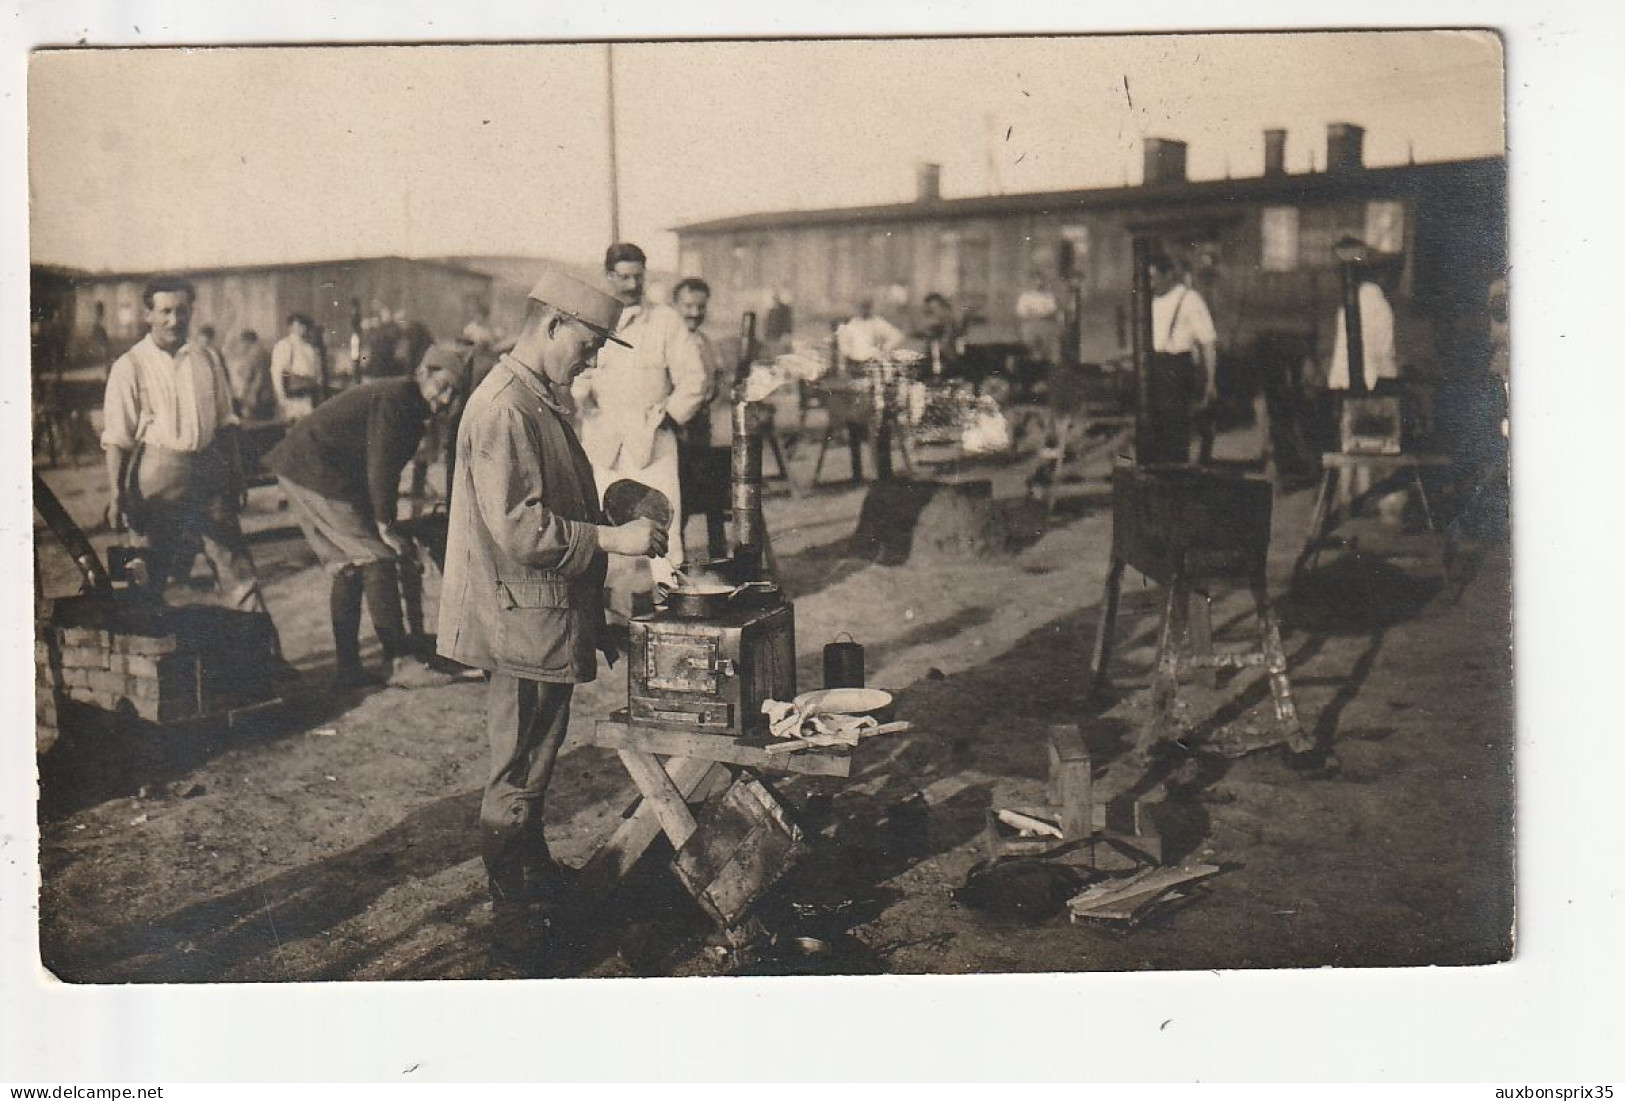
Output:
[823, 633, 865, 688]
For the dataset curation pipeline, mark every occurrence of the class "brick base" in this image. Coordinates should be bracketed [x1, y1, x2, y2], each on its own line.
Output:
[35, 595, 278, 747]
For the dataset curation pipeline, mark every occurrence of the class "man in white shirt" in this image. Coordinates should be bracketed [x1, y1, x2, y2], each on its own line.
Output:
[271, 313, 322, 420]
[672, 277, 735, 560]
[101, 277, 286, 662]
[573, 242, 709, 611]
[835, 298, 905, 366]
[1144, 253, 1219, 464]
[1016, 275, 1062, 367]
[1328, 278, 1399, 392]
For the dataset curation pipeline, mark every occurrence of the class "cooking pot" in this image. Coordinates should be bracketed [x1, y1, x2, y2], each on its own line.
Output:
[656, 577, 779, 619]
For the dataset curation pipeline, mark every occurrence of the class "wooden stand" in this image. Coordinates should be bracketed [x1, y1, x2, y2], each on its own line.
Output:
[1292, 451, 1453, 579]
[1090, 464, 1309, 762]
[1092, 567, 1307, 762]
[984, 724, 1164, 869]
[576, 716, 852, 929]
[810, 381, 912, 488]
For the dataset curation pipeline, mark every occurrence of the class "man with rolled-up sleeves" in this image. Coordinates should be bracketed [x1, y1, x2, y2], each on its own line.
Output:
[438, 269, 667, 971]
[101, 276, 291, 671]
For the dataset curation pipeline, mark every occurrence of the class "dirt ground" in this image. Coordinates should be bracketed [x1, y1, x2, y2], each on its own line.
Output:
[31, 418, 1513, 982]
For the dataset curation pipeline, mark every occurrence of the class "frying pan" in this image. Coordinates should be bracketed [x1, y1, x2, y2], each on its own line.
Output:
[603, 479, 673, 530]
[656, 577, 779, 619]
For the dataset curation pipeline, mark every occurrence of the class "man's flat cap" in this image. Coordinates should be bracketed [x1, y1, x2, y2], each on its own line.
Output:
[528, 268, 632, 349]
[418, 341, 475, 388]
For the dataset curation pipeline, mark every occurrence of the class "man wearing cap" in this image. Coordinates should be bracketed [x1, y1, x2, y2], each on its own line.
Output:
[438, 269, 666, 969]
[573, 243, 709, 612]
[264, 349, 468, 689]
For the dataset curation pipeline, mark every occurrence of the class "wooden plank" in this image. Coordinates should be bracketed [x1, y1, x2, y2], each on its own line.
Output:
[674, 775, 805, 927]
[587, 720, 852, 778]
[617, 749, 702, 850]
[1187, 590, 1216, 690]
[1066, 863, 1220, 918]
[1046, 724, 1093, 841]
[576, 756, 730, 898]
[1132, 580, 1187, 761]
[1186, 652, 1266, 669]
[1320, 451, 1452, 472]
[1088, 558, 1126, 695]
[1255, 582, 1311, 754]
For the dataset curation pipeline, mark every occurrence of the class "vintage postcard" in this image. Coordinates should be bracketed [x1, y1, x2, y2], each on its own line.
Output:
[24, 31, 1512, 995]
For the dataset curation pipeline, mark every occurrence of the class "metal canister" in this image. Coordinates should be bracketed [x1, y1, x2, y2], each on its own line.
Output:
[823, 633, 865, 688]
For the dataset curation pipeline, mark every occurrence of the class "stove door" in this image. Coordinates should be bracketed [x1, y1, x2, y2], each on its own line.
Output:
[645, 632, 722, 694]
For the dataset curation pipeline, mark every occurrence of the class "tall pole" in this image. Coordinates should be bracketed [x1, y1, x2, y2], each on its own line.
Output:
[1339, 259, 1367, 396]
[1131, 235, 1155, 464]
[605, 43, 621, 243]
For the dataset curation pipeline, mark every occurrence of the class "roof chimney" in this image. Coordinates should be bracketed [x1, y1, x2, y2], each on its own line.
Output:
[915, 161, 942, 203]
[1141, 138, 1188, 186]
[1263, 129, 1288, 177]
[1326, 123, 1365, 173]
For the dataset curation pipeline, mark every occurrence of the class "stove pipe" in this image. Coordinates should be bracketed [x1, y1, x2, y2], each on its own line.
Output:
[730, 401, 767, 568]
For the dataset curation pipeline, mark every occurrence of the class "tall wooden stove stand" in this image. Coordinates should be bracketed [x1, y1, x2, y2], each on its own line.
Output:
[1090, 462, 1313, 763]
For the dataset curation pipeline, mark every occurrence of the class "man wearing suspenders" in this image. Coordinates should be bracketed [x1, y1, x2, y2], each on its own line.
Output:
[1145, 252, 1219, 465]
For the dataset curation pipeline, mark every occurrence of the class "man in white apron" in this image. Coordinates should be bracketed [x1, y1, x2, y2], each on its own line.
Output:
[572, 242, 709, 617]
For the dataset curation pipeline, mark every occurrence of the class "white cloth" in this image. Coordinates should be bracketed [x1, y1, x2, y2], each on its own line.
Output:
[101, 335, 237, 453]
[1151, 285, 1217, 355]
[1328, 281, 1399, 391]
[573, 301, 709, 473]
[836, 314, 904, 363]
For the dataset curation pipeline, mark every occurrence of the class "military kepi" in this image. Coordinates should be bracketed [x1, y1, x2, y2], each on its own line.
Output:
[528, 268, 633, 349]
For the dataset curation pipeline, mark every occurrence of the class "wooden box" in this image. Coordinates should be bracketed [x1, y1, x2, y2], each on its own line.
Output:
[1339, 395, 1404, 455]
[673, 775, 806, 927]
[1110, 464, 1273, 585]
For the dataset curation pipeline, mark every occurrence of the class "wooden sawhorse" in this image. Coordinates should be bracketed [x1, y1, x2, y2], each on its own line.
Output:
[1089, 464, 1312, 763]
[1292, 451, 1453, 579]
[574, 716, 852, 929]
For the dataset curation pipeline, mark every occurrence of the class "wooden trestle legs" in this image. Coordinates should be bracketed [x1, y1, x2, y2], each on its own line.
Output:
[1093, 561, 1309, 764]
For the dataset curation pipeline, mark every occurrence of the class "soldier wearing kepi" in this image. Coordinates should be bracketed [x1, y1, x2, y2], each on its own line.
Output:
[437, 270, 667, 968]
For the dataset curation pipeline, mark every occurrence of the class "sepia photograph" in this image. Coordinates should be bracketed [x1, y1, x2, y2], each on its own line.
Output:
[20, 30, 1516, 991]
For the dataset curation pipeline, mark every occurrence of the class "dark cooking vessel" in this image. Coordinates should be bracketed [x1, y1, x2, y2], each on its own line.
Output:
[658, 579, 780, 619]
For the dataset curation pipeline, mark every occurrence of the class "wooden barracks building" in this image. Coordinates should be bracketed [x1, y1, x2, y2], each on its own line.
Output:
[31, 256, 493, 374]
[674, 124, 1506, 380]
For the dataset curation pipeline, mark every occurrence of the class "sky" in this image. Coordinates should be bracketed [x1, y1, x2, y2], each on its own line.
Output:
[29, 31, 1505, 276]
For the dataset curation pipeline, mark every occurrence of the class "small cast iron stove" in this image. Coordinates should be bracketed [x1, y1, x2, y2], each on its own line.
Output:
[626, 402, 796, 737]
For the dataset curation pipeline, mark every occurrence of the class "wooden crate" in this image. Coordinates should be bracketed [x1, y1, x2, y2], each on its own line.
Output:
[1110, 464, 1272, 585]
[1339, 395, 1403, 455]
[673, 775, 806, 927]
